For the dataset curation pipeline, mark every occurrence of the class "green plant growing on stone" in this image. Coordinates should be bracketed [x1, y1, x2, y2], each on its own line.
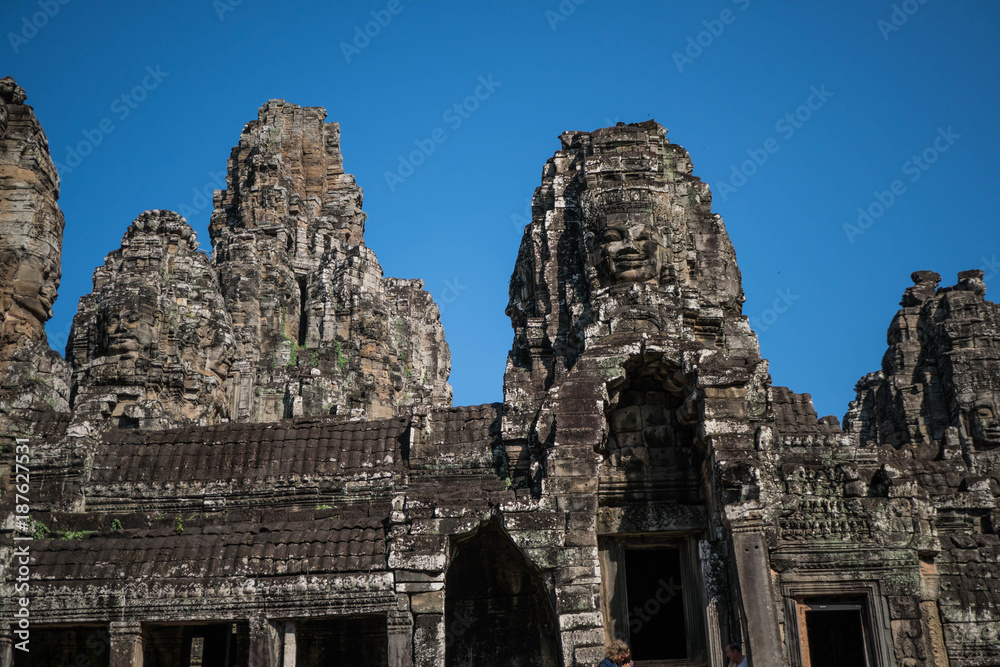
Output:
[279, 309, 302, 366]
[309, 351, 320, 367]
[175, 516, 184, 535]
[334, 340, 349, 371]
[110, 518, 123, 532]
[504, 476, 513, 491]
[31, 518, 50, 539]
[60, 530, 97, 541]
[316, 504, 332, 510]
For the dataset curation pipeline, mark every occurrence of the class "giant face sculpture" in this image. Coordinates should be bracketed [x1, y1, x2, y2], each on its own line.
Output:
[969, 396, 1000, 449]
[587, 203, 671, 286]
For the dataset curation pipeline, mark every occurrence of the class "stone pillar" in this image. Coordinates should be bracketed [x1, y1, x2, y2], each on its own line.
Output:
[699, 539, 727, 667]
[412, 612, 444, 667]
[0, 624, 13, 667]
[248, 617, 282, 667]
[919, 558, 951, 667]
[387, 610, 414, 667]
[281, 622, 296, 667]
[109, 621, 144, 667]
[732, 532, 783, 667]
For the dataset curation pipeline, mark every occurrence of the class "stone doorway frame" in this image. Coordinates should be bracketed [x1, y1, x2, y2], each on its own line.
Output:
[598, 533, 709, 665]
[781, 580, 895, 667]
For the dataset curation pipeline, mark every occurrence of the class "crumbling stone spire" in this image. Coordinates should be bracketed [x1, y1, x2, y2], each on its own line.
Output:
[67, 210, 236, 429]
[845, 269, 1000, 457]
[209, 100, 451, 422]
[0, 76, 70, 422]
[504, 120, 758, 438]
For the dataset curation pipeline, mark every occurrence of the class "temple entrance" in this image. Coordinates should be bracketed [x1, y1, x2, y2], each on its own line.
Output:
[295, 616, 388, 666]
[600, 538, 707, 665]
[623, 547, 687, 661]
[444, 521, 560, 667]
[11, 626, 110, 667]
[143, 623, 247, 667]
[797, 601, 872, 667]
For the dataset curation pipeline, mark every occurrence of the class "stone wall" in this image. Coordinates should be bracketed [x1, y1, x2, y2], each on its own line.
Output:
[0, 83, 997, 667]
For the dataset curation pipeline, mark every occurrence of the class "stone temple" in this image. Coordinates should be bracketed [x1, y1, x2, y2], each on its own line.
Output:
[1, 76, 998, 666]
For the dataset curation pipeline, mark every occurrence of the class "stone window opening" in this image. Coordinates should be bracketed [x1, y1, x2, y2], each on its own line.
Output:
[8, 625, 111, 667]
[781, 583, 894, 667]
[795, 599, 875, 667]
[291, 616, 388, 666]
[143, 622, 247, 667]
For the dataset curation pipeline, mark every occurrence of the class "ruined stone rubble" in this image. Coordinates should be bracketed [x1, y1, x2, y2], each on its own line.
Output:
[0, 82, 997, 667]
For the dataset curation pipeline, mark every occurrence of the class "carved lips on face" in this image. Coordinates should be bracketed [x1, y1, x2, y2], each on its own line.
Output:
[594, 216, 667, 285]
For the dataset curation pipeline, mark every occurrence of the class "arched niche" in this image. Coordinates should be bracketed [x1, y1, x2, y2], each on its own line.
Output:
[599, 358, 702, 504]
[444, 520, 561, 667]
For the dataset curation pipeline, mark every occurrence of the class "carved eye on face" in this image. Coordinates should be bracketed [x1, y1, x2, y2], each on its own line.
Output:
[601, 228, 623, 243]
[977, 408, 995, 420]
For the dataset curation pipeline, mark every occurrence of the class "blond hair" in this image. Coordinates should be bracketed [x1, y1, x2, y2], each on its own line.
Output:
[604, 639, 631, 663]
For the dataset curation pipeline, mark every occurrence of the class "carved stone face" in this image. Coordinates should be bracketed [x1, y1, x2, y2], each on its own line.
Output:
[591, 210, 669, 285]
[970, 399, 1000, 448]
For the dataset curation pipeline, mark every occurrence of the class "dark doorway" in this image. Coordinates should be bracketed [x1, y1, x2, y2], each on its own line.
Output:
[445, 521, 561, 667]
[143, 623, 247, 667]
[624, 547, 687, 661]
[296, 616, 387, 666]
[801, 602, 870, 667]
[12, 626, 110, 667]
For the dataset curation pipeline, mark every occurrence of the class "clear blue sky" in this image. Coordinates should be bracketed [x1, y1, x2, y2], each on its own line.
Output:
[4, 0, 999, 420]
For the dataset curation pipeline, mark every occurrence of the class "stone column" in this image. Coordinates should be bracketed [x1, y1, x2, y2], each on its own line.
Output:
[248, 617, 282, 667]
[0, 624, 13, 667]
[699, 539, 727, 667]
[281, 622, 297, 667]
[919, 558, 951, 667]
[387, 609, 414, 667]
[109, 621, 144, 667]
[404, 581, 445, 667]
[732, 532, 783, 667]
